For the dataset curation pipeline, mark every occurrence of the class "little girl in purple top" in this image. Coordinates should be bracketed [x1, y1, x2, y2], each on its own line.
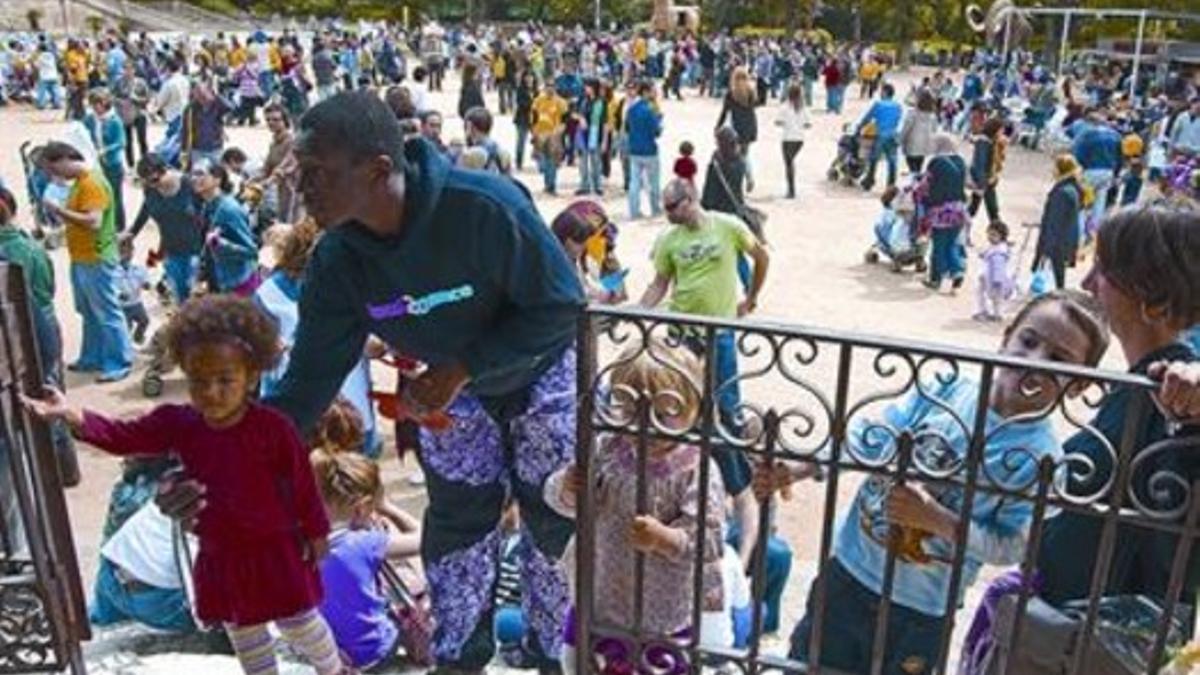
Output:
[310, 403, 423, 670]
[974, 221, 1015, 322]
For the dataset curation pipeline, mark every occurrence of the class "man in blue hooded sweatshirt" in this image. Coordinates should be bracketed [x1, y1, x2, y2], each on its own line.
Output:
[214, 90, 582, 672]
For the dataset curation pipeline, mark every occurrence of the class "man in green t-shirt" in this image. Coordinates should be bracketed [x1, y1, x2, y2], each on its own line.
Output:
[640, 177, 770, 571]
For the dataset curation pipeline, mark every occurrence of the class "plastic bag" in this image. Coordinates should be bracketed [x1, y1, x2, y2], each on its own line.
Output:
[61, 121, 98, 169]
[1029, 259, 1054, 297]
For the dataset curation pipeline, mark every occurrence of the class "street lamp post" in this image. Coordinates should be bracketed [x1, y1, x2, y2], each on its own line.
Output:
[1129, 9, 1147, 101]
[1057, 10, 1071, 80]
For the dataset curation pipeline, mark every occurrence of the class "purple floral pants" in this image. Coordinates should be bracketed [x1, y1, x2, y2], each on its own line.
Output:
[419, 348, 577, 669]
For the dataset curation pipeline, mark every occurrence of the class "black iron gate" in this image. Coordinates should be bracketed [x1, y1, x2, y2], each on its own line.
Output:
[0, 262, 88, 674]
[574, 305, 1200, 675]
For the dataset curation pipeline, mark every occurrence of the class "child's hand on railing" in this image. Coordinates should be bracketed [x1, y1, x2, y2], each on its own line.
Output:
[751, 460, 822, 502]
[884, 484, 958, 541]
[1148, 360, 1200, 426]
[20, 386, 83, 430]
[630, 515, 683, 558]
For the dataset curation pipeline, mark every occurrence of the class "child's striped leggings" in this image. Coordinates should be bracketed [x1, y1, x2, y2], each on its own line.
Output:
[225, 608, 344, 675]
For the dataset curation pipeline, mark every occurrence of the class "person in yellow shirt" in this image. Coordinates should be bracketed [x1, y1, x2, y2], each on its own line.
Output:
[229, 38, 247, 70]
[632, 36, 648, 73]
[268, 40, 282, 73]
[38, 141, 133, 382]
[531, 81, 569, 194]
[65, 40, 90, 120]
[859, 58, 881, 99]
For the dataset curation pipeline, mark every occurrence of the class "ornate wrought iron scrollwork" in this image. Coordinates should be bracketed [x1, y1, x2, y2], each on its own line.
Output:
[0, 569, 57, 673]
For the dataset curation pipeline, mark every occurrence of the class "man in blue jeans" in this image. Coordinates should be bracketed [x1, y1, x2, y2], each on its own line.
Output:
[857, 83, 904, 192]
[625, 80, 664, 220]
[1071, 110, 1122, 232]
[40, 141, 133, 383]
[640, 177, 771, 572]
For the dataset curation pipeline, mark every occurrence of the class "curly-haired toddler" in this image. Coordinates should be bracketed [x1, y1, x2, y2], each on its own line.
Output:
[23, 295, 349, 675]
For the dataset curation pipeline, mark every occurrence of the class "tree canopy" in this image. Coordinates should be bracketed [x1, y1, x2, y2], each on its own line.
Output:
[173, 0, 1200, 45]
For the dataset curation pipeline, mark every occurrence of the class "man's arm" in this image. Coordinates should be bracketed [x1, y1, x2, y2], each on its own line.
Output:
[265, 242, 369, 433]
[855, 101, 877, 135]
[739, 241, 770, 317]
[639, 272, 671, 309]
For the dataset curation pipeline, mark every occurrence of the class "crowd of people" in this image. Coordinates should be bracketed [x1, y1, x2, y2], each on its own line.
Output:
[0, 16, 1199, 675]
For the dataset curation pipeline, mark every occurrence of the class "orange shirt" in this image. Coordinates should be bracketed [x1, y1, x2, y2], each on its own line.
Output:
[64, 170, 117, 264]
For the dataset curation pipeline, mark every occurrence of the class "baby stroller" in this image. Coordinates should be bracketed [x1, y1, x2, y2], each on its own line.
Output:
[19, 142, 65, 250]
[827, 125, 871, 187]
[864, 182, 928, 273]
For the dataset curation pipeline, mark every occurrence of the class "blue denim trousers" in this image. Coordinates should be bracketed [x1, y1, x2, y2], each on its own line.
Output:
[579, 147, 603, 193]
[90, 559, 195, 633]
[537, 148, 558, 192]
[627, 154, 662, 219]
[680, 329, 751, 495]
[163, 253, 199, 304]
[929, 227, 966, 284]
[865, 135, 899, 188]
[36, 80, 62, 109]
[726, 522, 794, 634]
[70, 261, 133, 376]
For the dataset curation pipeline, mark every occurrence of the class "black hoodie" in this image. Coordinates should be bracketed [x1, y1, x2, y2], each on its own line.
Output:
[267, 138, 585, 430]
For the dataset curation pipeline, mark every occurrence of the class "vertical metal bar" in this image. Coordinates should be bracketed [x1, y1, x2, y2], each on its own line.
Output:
[1058, 11, 1071, 81]
[998, 456, 1056, 675]
[633, 395, 651, 647]
[574, 310, 597, 675]
[1130, 10, 1147, 101]
[807, 343, 854, 671]
[935, 364, 996, 671]
[869, 431, 914, 675]
[1146, 479, 1200, 674]
[747, 409, 780, 675]
[688, 324, 718, 669]
[1068, 394, 1149, 675]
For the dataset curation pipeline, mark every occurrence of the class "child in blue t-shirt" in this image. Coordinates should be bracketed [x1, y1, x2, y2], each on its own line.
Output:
[756, 290, 1110, 673]
[309, 404, 423, 671]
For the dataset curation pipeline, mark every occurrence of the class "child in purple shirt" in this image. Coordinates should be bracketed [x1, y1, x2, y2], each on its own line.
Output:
[310, 407, 423, 670]
[974, 221, 1015, 322]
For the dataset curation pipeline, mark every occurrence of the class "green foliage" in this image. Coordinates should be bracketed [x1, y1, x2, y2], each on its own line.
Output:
[156, 0, 1200, 44]
[85, 14, 106, 35]
[26, 8, 44, 32]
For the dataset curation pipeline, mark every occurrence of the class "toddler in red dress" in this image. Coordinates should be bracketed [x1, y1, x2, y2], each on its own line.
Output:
[24, 295, 349, 675]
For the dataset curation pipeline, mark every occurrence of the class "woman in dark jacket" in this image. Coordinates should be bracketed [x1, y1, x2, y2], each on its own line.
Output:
[702, 126, 755, 289]
[921, 133, 971, 291]
[716, 66, 759, 191]
[1032, 155, 1084, 289]
[968, 116, 1007, 224]
[457, 62, 486, 119]
[514, 70, 537, 171]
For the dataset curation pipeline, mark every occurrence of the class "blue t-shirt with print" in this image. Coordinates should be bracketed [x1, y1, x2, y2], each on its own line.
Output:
[834, 375, 1060, 617]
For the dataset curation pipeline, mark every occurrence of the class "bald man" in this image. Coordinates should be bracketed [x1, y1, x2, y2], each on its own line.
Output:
[640, 177, 770, 572]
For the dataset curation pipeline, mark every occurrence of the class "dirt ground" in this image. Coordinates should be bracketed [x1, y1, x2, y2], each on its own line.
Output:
[0, 68, 1131, 673]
